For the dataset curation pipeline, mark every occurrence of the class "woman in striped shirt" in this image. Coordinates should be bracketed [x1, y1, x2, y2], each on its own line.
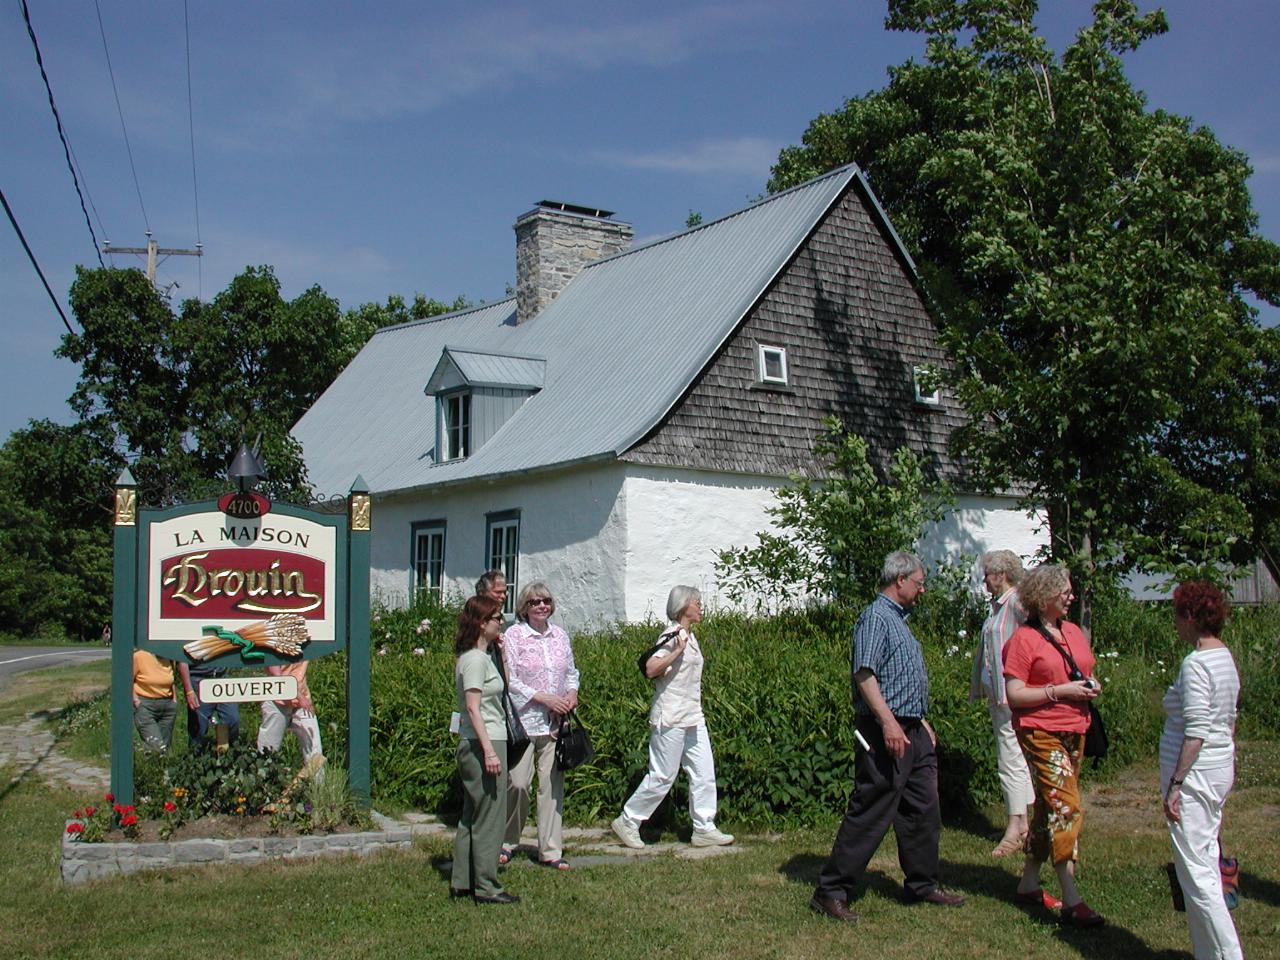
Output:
[1162, 581, 1243, 960]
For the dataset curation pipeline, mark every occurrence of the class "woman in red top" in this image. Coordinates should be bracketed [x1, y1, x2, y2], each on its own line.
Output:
[1001, 564, 1104, 927]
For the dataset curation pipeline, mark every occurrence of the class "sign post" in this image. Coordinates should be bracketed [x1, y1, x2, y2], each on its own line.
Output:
[109, 464, 371, 808]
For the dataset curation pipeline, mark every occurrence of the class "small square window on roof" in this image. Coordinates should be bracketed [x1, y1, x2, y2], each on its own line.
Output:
[913, 365, 941, 406]
[758, 345, 788, 386]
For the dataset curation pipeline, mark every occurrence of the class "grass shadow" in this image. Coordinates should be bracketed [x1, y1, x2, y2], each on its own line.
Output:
[1240, 869, 1280, 907]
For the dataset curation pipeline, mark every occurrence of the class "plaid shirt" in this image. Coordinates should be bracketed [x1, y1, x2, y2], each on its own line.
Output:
[852, 593, 930, 718]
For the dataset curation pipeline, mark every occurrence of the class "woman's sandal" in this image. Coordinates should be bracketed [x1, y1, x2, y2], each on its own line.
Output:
[539, 858, 572, 870]
[498, 847, 514, 866]
[1060, 901, 1105, 927]
[1015, 888, 1063, 910]
[991, 833, 1026, 858]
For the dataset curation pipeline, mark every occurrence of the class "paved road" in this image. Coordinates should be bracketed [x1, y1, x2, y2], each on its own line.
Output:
[0, 645, 112, 688]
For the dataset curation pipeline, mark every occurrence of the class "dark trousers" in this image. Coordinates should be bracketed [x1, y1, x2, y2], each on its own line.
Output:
[815, 716, 942, 901]
[186, 699, 240, 750]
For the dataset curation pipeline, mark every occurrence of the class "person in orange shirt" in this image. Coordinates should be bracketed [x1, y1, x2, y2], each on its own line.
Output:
[132, 650, 177, 752]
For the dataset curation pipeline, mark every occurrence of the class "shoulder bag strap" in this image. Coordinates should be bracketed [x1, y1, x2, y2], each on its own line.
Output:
[1033, 621, 1082, 678]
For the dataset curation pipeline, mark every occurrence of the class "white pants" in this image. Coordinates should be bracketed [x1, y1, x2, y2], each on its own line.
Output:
[1167, 764, 1243, 960]
[258, 702, 324, 761]
[621, 722, 718, 832]
[990, 703, 1035, 815]
[504, 734, 564, 860]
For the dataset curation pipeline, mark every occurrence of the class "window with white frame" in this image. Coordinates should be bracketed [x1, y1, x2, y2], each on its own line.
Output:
[485, 510, 520, 615]
[913, 365, 941, 406]
[441, 392, 471, 460]
[757, 344, 789, 386]
[411, 520, 446, 598]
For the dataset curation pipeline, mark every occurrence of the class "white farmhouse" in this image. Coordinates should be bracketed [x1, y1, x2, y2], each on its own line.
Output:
[294, 165, 1046, 627]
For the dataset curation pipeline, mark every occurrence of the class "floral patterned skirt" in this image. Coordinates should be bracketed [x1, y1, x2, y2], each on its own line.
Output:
[1016, 728, 1086, 865]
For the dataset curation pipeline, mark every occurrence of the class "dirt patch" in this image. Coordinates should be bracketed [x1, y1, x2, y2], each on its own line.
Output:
[1082, 762, 1164, 834]
[97, 813, 368, 844]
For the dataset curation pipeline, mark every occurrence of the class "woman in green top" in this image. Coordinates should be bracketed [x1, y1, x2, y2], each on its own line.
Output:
[451, 595, 518, 904]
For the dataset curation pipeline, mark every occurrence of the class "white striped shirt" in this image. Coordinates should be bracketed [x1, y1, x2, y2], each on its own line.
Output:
[1159, 647, 1239, 776]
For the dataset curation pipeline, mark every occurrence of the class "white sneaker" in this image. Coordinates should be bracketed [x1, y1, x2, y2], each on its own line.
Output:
[690, 827, 735, 847]
[611, 816, 645, 849]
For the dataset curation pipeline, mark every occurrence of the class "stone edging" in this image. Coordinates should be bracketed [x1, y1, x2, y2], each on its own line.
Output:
[61, 820, 444, 885]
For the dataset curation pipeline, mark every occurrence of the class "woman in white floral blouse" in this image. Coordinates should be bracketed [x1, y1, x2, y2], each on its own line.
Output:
[500, 581, 580, 870]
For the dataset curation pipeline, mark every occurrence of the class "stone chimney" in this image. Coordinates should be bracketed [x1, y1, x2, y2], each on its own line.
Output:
[514, 201, 633, 324]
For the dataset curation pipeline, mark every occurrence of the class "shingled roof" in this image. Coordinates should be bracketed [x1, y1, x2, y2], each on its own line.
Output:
[294, 164, 929, 496]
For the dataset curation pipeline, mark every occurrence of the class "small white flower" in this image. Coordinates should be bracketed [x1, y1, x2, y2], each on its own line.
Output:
[946, 644, 960, 656]
[377, 646, 387, 656]
[1157, 660, 1165, 667]
[373, 613, 382, 623]
[412, 647, 425, 656]
[419, 617, 432, 630]
[957, 629, 968, 639]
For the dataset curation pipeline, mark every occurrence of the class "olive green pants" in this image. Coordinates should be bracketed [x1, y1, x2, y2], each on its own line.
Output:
[452, 738, 509, 897]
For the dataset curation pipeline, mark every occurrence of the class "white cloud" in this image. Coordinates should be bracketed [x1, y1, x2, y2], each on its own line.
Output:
[591, 136, 781, 177]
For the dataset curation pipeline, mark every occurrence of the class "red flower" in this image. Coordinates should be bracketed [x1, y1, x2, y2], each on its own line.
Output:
[73, 810, 83, 819]
[113, 803, 124, 814]
[104, 793, 114, 802]
[84, 807, 96, 816]
[66, 822, 84, 834]
[120, 804, 136, 815]
[120, 814, 138, 827]
[163, 801, 177, 813]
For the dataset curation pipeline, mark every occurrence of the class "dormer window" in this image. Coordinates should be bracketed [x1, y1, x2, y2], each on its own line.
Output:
[426, 347, 546, 465]
[913, 365, 941, 406]
[758, 345, 788, 386]
[442, 391, 471, 460]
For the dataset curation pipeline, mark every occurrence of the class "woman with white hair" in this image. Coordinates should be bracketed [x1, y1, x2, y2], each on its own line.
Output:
[611, 585, 734, 849]
[970, 549, 1034, 857]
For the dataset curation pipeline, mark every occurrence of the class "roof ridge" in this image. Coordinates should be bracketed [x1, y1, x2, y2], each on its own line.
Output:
[374, 297, 516, 336]
[580, 162, 861, 269]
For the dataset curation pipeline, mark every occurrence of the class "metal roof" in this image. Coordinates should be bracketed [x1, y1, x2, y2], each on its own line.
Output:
[294, 164, 868, 496]
[425, 347, 547, 394]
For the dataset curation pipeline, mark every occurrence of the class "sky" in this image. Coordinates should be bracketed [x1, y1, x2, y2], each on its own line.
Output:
[3, 1, 1278, 442]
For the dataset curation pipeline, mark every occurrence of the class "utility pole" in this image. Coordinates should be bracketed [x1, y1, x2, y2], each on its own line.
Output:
[102, 231, 202, 285]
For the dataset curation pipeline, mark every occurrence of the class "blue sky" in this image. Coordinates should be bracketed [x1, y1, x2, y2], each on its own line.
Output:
[3, 1, 1277, 442]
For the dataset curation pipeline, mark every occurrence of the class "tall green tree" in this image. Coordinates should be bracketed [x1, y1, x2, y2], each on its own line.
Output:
[59, 266, 375, 502]
[0, 419, 117, 638]
[770, 0, 1280, 600]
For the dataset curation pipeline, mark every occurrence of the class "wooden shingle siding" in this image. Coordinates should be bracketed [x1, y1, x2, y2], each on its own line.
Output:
[621, 180, 966, 480]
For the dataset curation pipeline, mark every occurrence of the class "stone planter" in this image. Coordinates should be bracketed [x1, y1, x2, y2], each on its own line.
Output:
[61, 818, 444, 885]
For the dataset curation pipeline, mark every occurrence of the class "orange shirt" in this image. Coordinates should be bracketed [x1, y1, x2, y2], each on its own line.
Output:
[1002, 621, 1095, 733]
[132, 650, 175, 699]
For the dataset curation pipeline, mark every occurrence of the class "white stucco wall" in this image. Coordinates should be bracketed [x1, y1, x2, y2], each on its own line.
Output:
[921, 493, 1050, 573]
[620, 465, 785, 622]
[368, 463, 629, 629]
[365, 463, 1048, 631]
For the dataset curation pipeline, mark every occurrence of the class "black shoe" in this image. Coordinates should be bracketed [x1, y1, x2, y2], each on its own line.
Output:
[449, 888, 472, 899]
[473, 891, 521, 905]
[906, 887, 965, 908]
[810, 893, 858, 922]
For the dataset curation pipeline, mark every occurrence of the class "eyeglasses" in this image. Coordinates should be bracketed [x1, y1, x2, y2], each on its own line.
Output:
[527, 598, 552, 607]
[906, 576, 925, 588]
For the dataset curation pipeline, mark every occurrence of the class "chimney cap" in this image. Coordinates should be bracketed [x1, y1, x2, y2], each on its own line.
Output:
[535, 200, 616, 220]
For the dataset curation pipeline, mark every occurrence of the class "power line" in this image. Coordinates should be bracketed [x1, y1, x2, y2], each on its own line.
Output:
[93, 0, 150, 234]
[1, 186, 76, 336]
[184, 0, 203, 299]
[20, 0, 104, 267]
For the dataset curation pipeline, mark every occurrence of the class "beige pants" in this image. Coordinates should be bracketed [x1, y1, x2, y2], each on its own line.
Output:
[504, 734, 564, 861]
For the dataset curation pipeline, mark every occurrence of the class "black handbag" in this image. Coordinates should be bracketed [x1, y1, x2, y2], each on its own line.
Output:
[1034, 623, 1109, 762]
[554, 709, 595, 771]
[493, 647, 530, 765]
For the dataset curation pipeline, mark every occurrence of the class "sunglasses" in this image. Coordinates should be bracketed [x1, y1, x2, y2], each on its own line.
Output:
[487, 615, 504, 623]
[527, 598, 552, 607]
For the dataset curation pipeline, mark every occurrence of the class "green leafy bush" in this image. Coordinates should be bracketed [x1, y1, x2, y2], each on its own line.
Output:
[307, 592, 1279, 828]
[166, 741, 292, 816]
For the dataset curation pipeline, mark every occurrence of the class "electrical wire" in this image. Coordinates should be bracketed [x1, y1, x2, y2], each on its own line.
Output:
[93, 0, 150, 234]
[2, 186, 76, 336]
[66, 139, 109, 247]
[184, 0, 203, 300]
[20, 0, 104, 267]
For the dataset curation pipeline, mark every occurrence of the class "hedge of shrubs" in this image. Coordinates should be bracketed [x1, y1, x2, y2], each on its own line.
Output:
[308, 589, 1280, 828]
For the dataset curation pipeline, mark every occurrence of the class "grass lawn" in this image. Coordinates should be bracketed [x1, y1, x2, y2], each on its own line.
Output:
[2, 665, 1275, 960]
